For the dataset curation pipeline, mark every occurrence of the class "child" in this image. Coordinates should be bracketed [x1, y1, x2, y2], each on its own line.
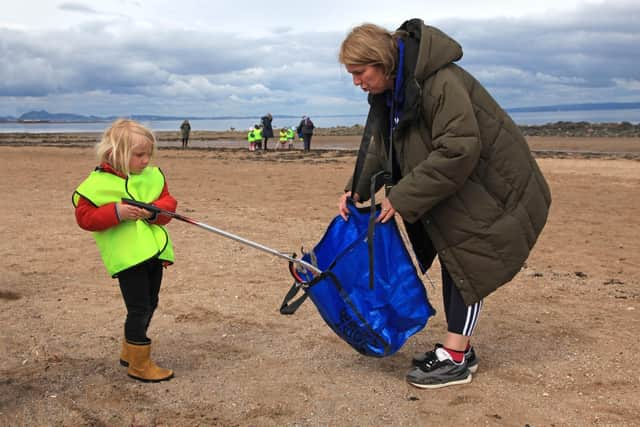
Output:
[247, 126, 256, 151]
[73, 119, 177, 382]
[287, 126, 295, 149]
[278, 128, 288, 150]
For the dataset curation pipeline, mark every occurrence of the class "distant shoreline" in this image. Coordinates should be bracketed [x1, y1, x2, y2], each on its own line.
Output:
[4, 102, 639, 123]
[1, 121, 640, 138]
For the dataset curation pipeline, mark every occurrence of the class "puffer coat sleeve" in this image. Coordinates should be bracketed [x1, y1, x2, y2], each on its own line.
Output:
[389, 68, 482, 222]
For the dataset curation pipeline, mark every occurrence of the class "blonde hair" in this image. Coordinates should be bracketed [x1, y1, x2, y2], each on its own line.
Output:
[95, 119, 157, 176]
[338, 23, 405, 79]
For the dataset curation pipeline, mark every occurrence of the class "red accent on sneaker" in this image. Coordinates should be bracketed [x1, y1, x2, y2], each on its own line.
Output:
[443, 346, 465, 363]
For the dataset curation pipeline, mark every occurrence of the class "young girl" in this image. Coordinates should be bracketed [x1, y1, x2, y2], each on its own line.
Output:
[73, 119, 177, 382]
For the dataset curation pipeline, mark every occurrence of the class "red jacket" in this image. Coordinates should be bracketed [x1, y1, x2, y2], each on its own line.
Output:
[75, 163, 177, 232]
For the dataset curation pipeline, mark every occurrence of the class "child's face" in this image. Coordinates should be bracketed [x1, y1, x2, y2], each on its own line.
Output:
[129, 141, 152, 174]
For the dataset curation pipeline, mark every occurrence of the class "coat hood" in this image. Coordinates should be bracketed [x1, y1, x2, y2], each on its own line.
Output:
[398, 19, 463, 81]
[388, 20, 463, 133]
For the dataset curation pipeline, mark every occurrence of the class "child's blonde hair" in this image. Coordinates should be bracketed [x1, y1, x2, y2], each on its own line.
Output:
[96, 119, 157, 176]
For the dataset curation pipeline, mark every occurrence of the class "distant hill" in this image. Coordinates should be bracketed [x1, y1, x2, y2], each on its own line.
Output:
[0, 111, 269, 122]
[16, 110, 107, 122]
[1, 102, 639, 123]
[506, 102, 640, 113]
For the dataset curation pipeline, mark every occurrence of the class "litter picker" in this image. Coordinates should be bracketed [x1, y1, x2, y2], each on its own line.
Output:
[121, 198, 321, 276]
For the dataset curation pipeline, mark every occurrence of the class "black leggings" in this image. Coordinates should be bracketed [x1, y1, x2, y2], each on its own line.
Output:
[117, 257, 163, 344]
[441, 262, 482, 336]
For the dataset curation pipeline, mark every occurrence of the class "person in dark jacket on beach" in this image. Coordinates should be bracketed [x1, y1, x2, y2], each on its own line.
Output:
[260, 113, 274, 150]
[297, 116, 315, 151]
[337, 20, 551, 389]
[180, 119, 191, 149]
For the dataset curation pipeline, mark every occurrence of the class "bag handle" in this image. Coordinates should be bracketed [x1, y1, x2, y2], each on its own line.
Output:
[279, 282, 309, 315]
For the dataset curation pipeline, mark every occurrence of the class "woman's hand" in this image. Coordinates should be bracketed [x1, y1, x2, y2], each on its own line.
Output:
[376, 199, 396, 223]
[338, 191, 360, 221]
[117, 202, 152, 221]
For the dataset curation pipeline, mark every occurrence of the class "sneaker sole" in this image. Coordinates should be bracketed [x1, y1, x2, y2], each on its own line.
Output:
[407, 373, 473, 389]
[412, 360, 478, 373]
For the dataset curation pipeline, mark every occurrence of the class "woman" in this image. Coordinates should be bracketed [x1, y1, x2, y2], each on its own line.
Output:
[260, 113, 274, 150]
[338, 20, 551, 389]
[297, 115, 315, 151]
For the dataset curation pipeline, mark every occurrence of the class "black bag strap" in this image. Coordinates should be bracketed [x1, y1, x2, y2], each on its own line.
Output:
[350, 106, 375, 196]
[350, 99, 395, 291]
[349, 99, 394, 196]
[279, 282, 309, 315]
[281, 260, 326, 315]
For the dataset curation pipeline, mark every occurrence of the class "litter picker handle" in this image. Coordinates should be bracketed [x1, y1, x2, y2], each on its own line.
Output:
[121, 198, 322, 275]
[121, 198, 161, 213]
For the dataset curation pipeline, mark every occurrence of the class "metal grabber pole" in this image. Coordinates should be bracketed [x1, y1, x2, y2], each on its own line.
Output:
[121, 198, 322, 275]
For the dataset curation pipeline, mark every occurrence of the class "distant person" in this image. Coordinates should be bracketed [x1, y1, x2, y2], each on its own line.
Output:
[247, 126, 258, 151]
[73, 119, 177, 382]
[297, 116, 315, 151]
[180, 119, 191, 149]
[337, 20, 551, 389]
[286, 126, 296, 149]
[254, 124, 263, 150]
[260, 113, 274, 150]
[278, 128, 288, 150]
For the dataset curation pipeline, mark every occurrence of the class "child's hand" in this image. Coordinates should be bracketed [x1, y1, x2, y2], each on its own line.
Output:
[117, 202, 152, 221]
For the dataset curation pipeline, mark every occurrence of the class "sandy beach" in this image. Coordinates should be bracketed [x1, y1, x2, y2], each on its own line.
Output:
[1, 133, 639, 425]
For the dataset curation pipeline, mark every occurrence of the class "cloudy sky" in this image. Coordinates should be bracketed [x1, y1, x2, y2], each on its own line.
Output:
[1, 0, 638, 118]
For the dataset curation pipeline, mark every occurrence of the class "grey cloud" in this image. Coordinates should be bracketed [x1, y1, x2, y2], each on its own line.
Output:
[1, 1, 639, 116]
[58, 2, 101, 14]
[440, 2, 640, 106]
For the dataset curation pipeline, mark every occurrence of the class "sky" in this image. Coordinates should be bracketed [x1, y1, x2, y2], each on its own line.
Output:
[1, 0, 639, 118]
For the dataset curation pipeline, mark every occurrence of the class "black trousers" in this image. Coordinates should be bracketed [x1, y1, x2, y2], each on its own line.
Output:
[302, 134, 312, 151]
[117, 257, 163, 344]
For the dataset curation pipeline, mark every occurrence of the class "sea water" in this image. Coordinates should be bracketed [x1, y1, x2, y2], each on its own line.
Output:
[1, 109, 638, 133]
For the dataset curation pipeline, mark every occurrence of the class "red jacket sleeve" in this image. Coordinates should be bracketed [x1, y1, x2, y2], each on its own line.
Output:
[75, 197, 120, 231]
[148, 183, 177, 226]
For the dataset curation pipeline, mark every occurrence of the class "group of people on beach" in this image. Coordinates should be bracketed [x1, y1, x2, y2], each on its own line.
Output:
[181, 113, 316, 152]
[73, 19, 550, 389]
[247, 114, 316, 152]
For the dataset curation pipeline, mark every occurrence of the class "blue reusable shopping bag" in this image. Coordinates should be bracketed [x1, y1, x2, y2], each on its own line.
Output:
[280, 202, 434, 357]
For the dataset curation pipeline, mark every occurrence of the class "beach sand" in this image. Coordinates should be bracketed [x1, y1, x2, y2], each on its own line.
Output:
[1, 134, 639, 425]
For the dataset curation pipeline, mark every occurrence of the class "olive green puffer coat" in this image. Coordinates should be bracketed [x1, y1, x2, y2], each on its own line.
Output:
[351, 19, 551, 305]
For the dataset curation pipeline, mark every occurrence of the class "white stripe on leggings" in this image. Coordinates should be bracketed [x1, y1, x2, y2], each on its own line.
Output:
[462, 300, 483, 336]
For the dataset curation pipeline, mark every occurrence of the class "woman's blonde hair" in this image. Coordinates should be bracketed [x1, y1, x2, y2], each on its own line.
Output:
[95, 119, 157, 176]
[338, 23, 405, 79]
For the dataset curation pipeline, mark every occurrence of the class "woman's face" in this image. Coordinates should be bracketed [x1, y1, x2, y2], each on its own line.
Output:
[345, 64, 393, 95]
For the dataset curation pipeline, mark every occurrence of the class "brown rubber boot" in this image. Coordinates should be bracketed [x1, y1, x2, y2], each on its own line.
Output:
[126, 342, 174, 382]
[119, 339, 129, 367]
